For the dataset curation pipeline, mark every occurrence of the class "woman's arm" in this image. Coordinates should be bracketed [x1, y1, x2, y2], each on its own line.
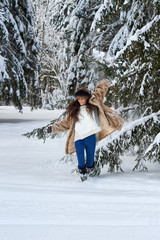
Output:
[50, 115, 71, 133]
[91, 79, 110, 102]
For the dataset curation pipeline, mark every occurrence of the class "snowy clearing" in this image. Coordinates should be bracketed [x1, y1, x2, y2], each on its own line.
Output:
[0, 106, 160, 240]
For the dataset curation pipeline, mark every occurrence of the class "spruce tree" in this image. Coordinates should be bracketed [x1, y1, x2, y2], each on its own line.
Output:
[0, 0, 40, 110]
[89, 0, 160, 172]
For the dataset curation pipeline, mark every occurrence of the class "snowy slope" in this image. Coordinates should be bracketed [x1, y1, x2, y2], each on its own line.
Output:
[0, 106, 160, 240]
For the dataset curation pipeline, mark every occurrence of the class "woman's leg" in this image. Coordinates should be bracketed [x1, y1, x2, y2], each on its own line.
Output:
[75, 139, 86, 170]
[84, 134, 96, 168]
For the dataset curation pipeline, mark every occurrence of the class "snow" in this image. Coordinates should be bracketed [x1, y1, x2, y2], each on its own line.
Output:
[0, 18, 9, 42]
[90, 0, 113, 31]
[0, 55, 9, 80]
[139, 72, 148, 96]
[91, 2, 160, 66]
[0, 106, 160, 240]
[97, 110, 160, 154]
[93, 48, 105, 62]
[9, 10, 26, 55]
[106, 15, 160, 64]
[124, 0, 130, 4]
[145, 133, 160, 155]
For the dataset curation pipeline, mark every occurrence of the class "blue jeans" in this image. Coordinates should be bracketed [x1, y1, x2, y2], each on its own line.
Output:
[75, 134, 96, 169]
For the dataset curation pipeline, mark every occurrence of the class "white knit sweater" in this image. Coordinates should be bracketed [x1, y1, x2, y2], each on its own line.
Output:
[74, 105, 101, 141]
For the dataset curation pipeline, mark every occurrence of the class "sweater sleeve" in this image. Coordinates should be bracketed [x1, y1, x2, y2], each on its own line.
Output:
[51, 115, 70, 133]
[91, 79, 110, 102]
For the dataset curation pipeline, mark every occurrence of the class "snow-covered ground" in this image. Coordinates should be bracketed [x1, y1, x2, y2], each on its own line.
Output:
[0, 106, 160, 240]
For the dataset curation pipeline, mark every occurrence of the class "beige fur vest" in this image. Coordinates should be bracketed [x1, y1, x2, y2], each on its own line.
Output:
[51, 80, 124, 154]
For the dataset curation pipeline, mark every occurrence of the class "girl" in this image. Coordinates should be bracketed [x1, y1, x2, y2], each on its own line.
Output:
[48, 80, 123, 181]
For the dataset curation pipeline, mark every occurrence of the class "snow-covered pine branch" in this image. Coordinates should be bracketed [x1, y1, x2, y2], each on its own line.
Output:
[23, 110, 67, 141]
[95, 111, 160, 174]
[144, 133, 160, 164]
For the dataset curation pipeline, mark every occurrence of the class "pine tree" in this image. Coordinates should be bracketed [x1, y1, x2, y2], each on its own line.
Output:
[0, 0, 40, 110]
[89, 0, 160, 172]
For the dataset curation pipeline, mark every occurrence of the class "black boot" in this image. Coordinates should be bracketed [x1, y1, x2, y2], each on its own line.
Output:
[79, 167, 88, 181]
[86, 163, 95, 177]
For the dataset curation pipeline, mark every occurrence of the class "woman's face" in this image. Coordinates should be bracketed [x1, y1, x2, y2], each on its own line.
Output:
[78, 97, 87, 106]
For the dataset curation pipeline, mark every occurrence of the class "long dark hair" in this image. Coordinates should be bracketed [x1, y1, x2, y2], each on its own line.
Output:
[66, 89, 96, 122]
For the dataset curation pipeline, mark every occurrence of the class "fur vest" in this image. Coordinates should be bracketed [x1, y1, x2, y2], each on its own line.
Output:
[51, 80, 124, 154]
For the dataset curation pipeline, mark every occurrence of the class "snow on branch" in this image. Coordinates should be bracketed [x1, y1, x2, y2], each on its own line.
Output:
[8, 9, 26, 55]
[90, 0, 114, 31]
[106, 15, 160, 64]
[0, 55, 9, 81]
[23, 110, 67, 142]
[95, 111, 160, 173]
[145, 133, 160, 163]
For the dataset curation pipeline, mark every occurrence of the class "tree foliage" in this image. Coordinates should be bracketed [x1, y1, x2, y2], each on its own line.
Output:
[0, 0, 40, 110]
